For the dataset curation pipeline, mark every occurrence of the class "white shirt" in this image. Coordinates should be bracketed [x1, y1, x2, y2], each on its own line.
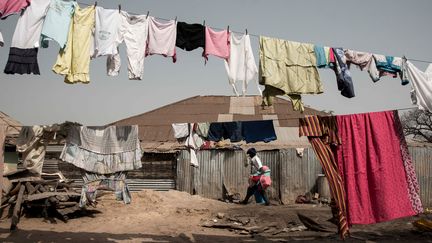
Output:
[224, 33, 261, 96]
[92, 7, 120, 58]
[406, 61, 432, 112]
[10, 0, 51, 48]
[250, 155, 263, 175]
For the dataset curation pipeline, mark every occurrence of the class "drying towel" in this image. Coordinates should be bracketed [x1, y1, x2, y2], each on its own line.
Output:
[242, 120, 277, 143]
[335, 111, 416, 225]
[204, 26, 230, 60]
[146, 16, 177, 62]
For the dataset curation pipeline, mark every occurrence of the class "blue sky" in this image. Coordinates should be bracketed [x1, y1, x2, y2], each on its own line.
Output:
[0, 0, 431, 125]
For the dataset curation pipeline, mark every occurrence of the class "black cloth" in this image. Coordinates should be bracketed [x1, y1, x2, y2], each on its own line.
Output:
[207, 122, 243, 142]
[176, 22, 205, 51]
[4, 47, 40, 75]
[242, 120, 277, 143]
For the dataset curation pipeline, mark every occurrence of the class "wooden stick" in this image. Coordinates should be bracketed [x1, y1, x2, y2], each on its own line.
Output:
[10, 185, 25, 230]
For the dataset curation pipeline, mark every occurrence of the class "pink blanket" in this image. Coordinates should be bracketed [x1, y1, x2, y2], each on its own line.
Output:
[335, 111, 416, 225]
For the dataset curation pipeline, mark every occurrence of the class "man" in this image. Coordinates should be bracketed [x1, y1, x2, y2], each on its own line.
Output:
[240, 148, 271, 205]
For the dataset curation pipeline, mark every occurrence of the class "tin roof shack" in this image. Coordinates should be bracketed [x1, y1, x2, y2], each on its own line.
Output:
[111, 96, 328, 204]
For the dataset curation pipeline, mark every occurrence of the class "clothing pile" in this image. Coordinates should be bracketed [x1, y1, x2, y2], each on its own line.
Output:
[60, 125, 142, 206]
[299, 110, 423, 239]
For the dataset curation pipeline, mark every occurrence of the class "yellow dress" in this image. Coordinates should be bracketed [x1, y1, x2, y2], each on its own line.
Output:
[53, 5, 95, 84]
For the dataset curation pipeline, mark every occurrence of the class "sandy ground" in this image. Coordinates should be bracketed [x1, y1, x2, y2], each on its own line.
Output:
[0, 190, 431, 243]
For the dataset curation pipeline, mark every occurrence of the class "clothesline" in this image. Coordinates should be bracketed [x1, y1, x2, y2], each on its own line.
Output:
[79, 2, 432, 64]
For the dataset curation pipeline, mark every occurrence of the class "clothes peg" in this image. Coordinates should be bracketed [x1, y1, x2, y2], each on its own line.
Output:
[175, 16, 177, 22]
[203, 20, 205, 26]
[146, 11, 150, 19]
[245, 29, 248, 35]
[227, 25, 229, 33]
[118, 4, 121, 13]
[94, 1, 97, 7]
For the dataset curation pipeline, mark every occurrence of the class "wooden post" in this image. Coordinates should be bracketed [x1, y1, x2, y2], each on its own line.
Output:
[0, 125, 7, 206]
[10, 185, 25, 230]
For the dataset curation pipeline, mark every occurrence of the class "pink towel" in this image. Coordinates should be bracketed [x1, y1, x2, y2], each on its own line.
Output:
[203, 27, 230, 61]
[0, 0, 30, 19]
[335, 111, 416, 225]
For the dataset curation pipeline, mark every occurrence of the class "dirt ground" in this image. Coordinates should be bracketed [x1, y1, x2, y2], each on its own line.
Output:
[0, 190, 431, 243]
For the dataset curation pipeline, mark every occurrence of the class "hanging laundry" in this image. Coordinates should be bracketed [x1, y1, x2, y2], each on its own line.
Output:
[332, 47, 355, 98]
[80, 172, 131, 207]
[404, 60, 432, 112]
[3, 0, 50, 75]
[335, 111, 418, 225]
[0, 31, 3, 47]
[176, 22, 205, 51]
[40, 0, 77, 49]
[92, 7, 120, 58]
[241, 120, 276, 143]
[60, 125, 142, 174]
[259, 36, 323, 111]
[224, 33, 261, 96]
[373, 54, 408, 85]
[393, 111, 424, 214]
[196, 122, 210, 137]
[146, 16, 177, 62]
[203, 26, 230, 61]
[344, 49, 379, 82]
[0, 0, 31, 19]
[16, 126, 46, 175]
[52, 5, 95, 84]
[172, 123, 189, 138]
[207, 122, 243, 142]
[314, 45, 328, 68]
[299, 116, 349, 239]
[107, 11, 148, 80]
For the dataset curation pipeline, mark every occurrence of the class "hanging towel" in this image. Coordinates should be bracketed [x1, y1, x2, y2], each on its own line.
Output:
[335, 111, 417, 225]
[52, 5, 95, 84]
[314, 45, 327, 68]
[332, 48, 355, 98]
[207, 122, 243, 142]
[259, 36, 323, 111]
[92, 7, 121, 58]
[172, 123, 189, 138]
[196, 122, 210, 137]
[242, 120, 277, 143]
[0, 0, 31, 19]
[146, 16, 177, 62]
[224, 33, 261, 96]
[404, 61, 432, 112]
[176, 22, 205, 51]
[204, 26, 230, 61]
[3, 0, 51, 75]
[107, 11, 148, 80]
[40, 0, 77, 49]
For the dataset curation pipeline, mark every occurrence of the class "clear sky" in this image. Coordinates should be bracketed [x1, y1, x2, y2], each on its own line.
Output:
[0, 0, 431, 125]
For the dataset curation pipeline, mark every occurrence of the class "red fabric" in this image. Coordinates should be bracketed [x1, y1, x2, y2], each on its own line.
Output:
[335, 111, 415, 225]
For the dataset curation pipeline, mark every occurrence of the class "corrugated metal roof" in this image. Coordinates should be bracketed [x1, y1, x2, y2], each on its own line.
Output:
[110, 95, 327, 152]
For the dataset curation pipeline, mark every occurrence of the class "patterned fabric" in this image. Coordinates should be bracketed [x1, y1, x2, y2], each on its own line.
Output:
[299, 116, 349, 239]
[393, 111, 423, 214]
[79, 172, 131, 207]
[335, 111, 416, 225]
[67, 125, 139, 154]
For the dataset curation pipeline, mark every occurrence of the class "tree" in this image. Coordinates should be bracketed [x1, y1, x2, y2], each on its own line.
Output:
[401, 109, 432, 143]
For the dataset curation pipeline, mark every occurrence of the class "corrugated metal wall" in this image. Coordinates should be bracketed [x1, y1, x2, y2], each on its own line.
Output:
[177, 147, 432, 206]
[409, 147, 432, 207]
